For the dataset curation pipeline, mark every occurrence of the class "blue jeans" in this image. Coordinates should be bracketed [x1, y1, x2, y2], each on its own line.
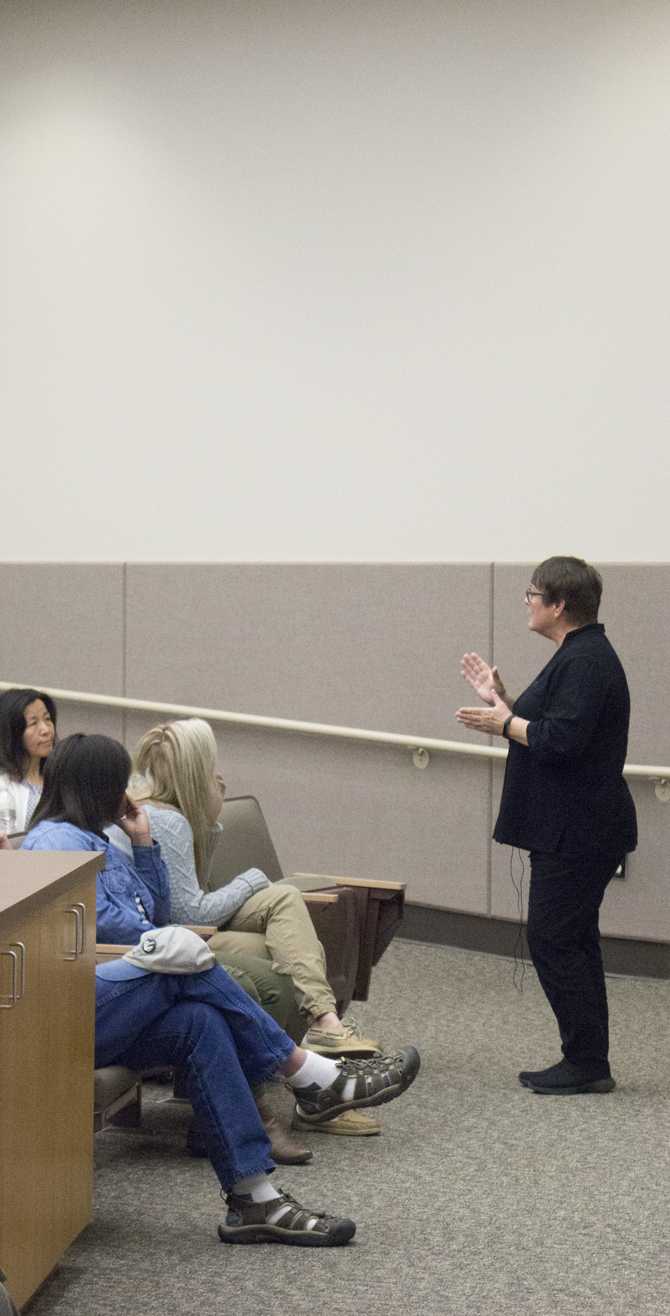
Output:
[95, 965, 295, 1189]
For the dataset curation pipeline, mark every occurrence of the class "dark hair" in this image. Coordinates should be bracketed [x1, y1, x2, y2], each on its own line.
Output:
[28, 734, 131, 835]
[0, 688, 58, 781]
[531, 556, 602, 625]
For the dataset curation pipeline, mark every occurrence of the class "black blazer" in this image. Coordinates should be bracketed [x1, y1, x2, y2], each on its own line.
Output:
[494, 623, 637, 857]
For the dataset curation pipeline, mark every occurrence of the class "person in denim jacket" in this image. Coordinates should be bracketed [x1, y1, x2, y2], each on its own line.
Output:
[22, 734, 420, 1245]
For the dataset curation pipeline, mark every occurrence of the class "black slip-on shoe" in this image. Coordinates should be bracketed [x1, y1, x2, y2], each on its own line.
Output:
[218, 1190, 355, 1247]
[519, 1059, 615, 1095]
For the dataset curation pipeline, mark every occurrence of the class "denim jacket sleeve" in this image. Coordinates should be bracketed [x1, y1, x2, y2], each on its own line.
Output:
[96, 842, 171, 943]
[131, 843, 172, 925]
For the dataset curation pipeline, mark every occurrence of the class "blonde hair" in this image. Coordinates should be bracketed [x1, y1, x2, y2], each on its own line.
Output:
[132, 718, 218, 880]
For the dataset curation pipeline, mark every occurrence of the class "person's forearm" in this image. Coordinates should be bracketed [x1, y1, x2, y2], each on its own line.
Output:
[496, 681, 515, 706]
[174, 871, 266, 926]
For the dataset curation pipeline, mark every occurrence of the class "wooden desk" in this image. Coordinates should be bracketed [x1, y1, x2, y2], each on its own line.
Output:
[0, 851, 103, 1311]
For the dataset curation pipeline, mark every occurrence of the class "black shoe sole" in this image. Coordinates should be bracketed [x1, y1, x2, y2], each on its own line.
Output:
[298, 1045, 421, 1126]
[218, 1218, 356, 1246]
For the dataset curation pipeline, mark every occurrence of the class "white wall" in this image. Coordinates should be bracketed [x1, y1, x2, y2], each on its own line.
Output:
[2, 0, 669, 562]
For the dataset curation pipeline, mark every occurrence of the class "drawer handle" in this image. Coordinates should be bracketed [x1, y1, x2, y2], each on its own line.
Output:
[64, 908, 80, 960]
[73, 901, 87, 954]
[0, 947, 19, 1008]
[9, 940, 26, 999]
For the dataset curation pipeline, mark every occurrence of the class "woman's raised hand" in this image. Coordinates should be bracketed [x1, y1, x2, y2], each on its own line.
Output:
[0, 832, 11, 851]
[116, 797, 153, 847]
[460, 653, 504, 706]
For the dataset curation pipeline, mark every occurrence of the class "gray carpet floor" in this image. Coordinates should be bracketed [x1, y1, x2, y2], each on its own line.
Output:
[26, 941, 670, 1316]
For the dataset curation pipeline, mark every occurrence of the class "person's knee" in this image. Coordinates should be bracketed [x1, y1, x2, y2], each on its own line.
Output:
[526, 915, 562, 962]
[526, 894, 564, 950]
[265, 882, 302, 911]
[257, 966, 297, 1018]
[169, 1000, 224, 1044]
[266, 883, 314, 930]
[215, 959, 262, 1006]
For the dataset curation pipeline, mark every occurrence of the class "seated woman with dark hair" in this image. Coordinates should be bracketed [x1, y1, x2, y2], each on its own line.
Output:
[21, 733, 420, 1246]
[21, 730, 312, 1164]
[0, 687, 57, 831]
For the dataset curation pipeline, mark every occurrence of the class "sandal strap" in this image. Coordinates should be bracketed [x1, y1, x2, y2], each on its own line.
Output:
[338, 1052, 404, 1102]
[279, 1190, 326, 1219]
[226, 1189, 333, 1234]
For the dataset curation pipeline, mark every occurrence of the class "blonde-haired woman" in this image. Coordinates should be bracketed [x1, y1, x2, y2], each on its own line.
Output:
[129, 718, 382, 1136]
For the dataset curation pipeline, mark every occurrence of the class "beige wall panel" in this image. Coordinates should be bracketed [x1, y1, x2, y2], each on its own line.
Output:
[605, 784, 670, 940]
[0, 564, 125, 741]
[125, 565, 493, 911]
[596, 564, 670, 765]
[125, 564, 490, 734]
[489, 563, 670, 941]
[125, 711, 491, 913]
[41, 703, 125, 742]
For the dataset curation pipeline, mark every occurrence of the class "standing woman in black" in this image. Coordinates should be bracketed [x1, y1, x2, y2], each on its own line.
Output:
[456, 557, 637, 1094]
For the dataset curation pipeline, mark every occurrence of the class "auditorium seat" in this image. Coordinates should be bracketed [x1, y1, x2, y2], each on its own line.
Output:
[208, 795, 405, 1012]
[94, 1065, 142, 1133]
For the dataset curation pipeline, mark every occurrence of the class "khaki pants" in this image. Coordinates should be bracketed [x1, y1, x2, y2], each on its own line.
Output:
[208, 883, 336, 1023]
[217, 949, 304, 1045]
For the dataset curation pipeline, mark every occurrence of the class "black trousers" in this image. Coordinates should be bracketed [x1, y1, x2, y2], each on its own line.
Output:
[527, 850, 622, 1074]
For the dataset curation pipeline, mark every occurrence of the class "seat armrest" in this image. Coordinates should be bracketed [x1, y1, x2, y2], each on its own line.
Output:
[292, 872, 404, 893]
[184, 924, 217, 939]
[293, 874, 405, 1001]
